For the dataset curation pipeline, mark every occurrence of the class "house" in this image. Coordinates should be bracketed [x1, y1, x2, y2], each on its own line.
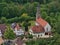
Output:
[29, 4, 51, 38]
[15, 37, 26, 45]
[11, 22, 16, 29]
[0, 24, 7, 37]
[11, 23, 24, 36]
[2, 37, 26, 45]
[29, 18, 51, 38]
[0, 37, 4, 45]
[2, 40, 14, 45]
[0, 24, 6, 45]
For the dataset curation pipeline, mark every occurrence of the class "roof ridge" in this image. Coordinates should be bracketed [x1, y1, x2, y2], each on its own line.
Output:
[36, 18, 48, 27]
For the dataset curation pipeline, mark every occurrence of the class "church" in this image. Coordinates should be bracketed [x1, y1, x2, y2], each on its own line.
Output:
[29, 4, 52, 38]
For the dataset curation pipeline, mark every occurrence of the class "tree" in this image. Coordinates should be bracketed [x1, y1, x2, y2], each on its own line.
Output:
[28, 34, 33, 38]
[1, 7, 9, 18]
[22, 13, 31, 31]
[23, 20, 31, 32]
[4, 27, 16, 40]
[1, 17, 7, 23]
[56, 21, 60, 34]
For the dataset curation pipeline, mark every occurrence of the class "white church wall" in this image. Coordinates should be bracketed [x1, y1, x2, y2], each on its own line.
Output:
[44, 23, 51, 32]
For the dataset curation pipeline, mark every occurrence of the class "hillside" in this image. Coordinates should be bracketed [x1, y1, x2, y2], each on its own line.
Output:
[0, 0, 60, 45]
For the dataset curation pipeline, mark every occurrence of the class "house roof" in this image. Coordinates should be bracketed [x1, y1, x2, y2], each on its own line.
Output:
[36, 18, 48, 27]
[0, 37, 4, 45]
[15, 24, 22, 30]
[3, 40, 14, 45]
[11, 22, 16, 29]
[31, 25, 44, 33]
[15, 24, 20, 30]
[11, 23, 22, 30]
[16, 38, 24, 45]
[0, 24, 7, 34]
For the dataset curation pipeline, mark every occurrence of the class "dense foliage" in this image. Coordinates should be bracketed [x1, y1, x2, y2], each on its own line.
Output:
[0, 0, 60, 45]
[4, 27, 16, 40]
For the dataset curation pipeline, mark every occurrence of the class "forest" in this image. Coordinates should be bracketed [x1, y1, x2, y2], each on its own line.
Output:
[0, 0, 60, 45]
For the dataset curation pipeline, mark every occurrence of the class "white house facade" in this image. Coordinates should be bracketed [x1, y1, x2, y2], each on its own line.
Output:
[29, 29, 45, 38]
[14, 28, 24, 36]
[0, 30, 2, 37]
[12, 23, 24, 36]
[44, 23, 51, 32]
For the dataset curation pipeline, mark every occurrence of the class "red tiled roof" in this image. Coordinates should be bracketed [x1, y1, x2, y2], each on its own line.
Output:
[0, 24, 7, 34]
[36, 18, 48, 27]
[31, 25, 44, 33]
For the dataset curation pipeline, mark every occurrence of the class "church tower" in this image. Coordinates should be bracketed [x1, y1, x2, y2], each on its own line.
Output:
[36, 3, 41, 20]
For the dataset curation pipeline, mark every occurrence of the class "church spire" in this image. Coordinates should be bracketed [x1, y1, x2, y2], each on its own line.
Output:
[36, 3, 41, 19]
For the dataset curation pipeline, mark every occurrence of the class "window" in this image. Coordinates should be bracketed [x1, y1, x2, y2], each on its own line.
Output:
[38, 35, 39, 37]
[41, 34, 42, 36]
[45, 32, 48, 35]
